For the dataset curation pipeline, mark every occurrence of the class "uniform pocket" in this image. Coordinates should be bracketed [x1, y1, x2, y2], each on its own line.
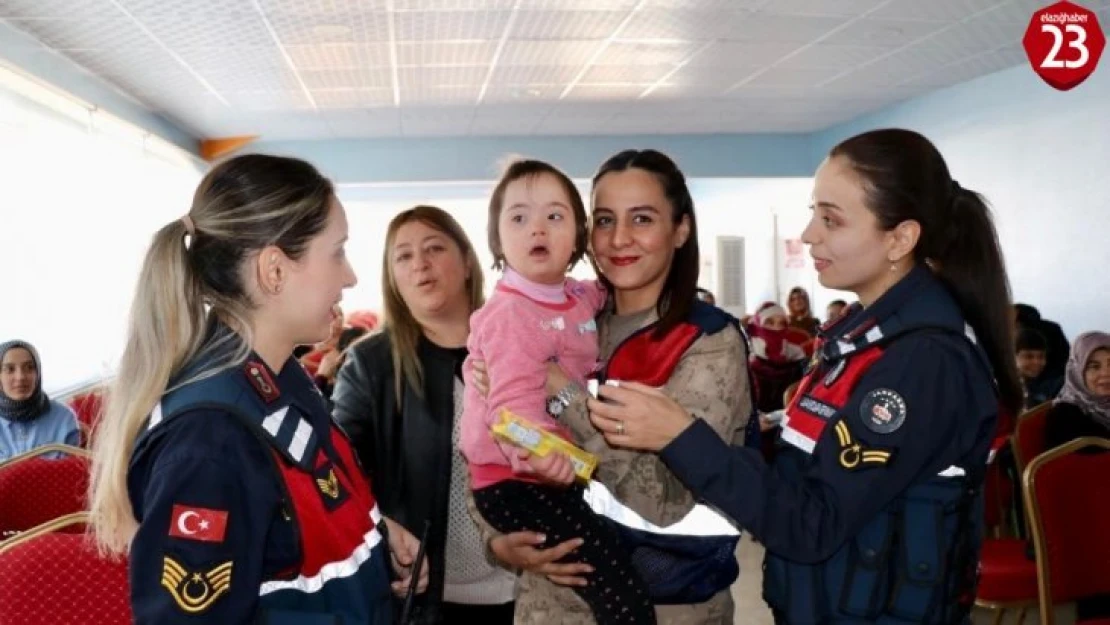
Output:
[886, 487, 957, 622]
[835, 508, 895, 619]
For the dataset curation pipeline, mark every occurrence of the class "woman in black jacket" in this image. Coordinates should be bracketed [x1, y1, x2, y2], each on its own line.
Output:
[332, 206, 517, 624]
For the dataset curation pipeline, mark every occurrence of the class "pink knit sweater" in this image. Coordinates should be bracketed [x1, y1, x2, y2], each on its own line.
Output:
[461, 270, 607, 489]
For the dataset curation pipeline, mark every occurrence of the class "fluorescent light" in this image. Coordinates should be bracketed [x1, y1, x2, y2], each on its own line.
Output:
[0, 62, 93, 126]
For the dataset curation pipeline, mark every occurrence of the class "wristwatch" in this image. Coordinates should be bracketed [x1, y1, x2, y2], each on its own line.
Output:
[546, 383, 582, 418]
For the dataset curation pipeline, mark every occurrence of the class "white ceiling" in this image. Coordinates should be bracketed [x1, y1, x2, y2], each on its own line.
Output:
[2, 0, 1106, 139]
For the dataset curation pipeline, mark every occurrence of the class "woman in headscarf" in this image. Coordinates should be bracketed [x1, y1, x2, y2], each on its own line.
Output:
[0, 340, 80, 461]
[1045, 331, 1110, 447]
[1043, 331, 1110, 623]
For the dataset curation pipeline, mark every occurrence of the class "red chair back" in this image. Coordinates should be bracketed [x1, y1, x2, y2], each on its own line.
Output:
[68, 390, 105, 447]
[0, 445, 91, 538]
[1024, 437, 1110, 624]
[1013, 401, 1051, 474]
[0, 514, 131, 624]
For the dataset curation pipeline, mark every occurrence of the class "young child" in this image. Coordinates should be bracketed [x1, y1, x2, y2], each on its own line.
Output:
[460, 159, 656, 624]
[1015, 328, 1063, 409]
[825, 299, 848, 325]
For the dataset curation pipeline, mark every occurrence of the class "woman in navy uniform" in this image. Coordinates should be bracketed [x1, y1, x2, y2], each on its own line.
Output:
[586, 129, 1023, 624]
[89, 154, 426, 624]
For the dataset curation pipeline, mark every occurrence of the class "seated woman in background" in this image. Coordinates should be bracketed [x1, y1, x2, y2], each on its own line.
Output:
[747, 304, 807, 413]
[786, 286, 820, 336]
[1045, 331, 1110, 449]
[1043, 333, 1110, 625]
[0, 340, 80, 461]
[298, 304, 345, 374]
[313, 326, 369, 402]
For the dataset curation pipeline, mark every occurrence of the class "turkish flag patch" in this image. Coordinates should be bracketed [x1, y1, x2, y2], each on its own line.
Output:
[168, 505, 229, 543]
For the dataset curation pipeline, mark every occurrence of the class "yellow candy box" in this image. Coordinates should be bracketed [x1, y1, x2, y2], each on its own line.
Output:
[490, 409, 598, 482]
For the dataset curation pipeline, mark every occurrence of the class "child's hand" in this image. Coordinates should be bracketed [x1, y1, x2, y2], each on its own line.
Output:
[470, 359, 490, 397]
[519, 449, 575, 486]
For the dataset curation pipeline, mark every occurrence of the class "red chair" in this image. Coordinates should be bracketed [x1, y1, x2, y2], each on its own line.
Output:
[975, 403, 1054, 624]
[0, 512, 131, 624]
[982, 447, 1011, 536]
[0, 444, 91, 540]
[1013, 401, 1052, 475]
[1024, 437, 1110, 625]
[68, 389, 105, 447]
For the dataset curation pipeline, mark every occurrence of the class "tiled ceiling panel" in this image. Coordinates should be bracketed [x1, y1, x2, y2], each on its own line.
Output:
[0, 0, 1078, 139]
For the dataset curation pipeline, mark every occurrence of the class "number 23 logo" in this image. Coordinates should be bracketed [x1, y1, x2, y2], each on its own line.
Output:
[1040, 23, 1090, 68]
[1023, 2, 1105, 91]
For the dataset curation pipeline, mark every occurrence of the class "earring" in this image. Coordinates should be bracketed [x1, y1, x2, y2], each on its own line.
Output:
[889, 262, 898, 273]
[274, 283, 283, 294]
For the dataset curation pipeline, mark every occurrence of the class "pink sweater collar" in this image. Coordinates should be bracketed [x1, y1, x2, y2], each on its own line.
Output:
[500, 267, 567, 304]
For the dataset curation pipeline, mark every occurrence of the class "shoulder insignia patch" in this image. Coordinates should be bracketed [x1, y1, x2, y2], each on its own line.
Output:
[161, 556, 232, 614]
[859, 388, 907, 434]
[244, 361, 280, 403]
[834, 420, 893, 471]
[313, 462, 349, 510]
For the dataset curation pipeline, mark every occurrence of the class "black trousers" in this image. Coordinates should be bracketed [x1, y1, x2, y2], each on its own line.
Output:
[474, 480, 656, 625]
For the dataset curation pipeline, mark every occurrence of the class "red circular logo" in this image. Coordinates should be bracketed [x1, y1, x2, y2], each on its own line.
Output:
[1023, 1, 1106, 91]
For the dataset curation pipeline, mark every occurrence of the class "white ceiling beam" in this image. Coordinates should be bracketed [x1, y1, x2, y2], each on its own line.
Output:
[250, 0, 318, 110]
[104, 0, 229, 107]
[476, 0, 522, 105]
[386, 0, 402, 106]
[639, 40, 715, 98]
[559, 0, 648, 100]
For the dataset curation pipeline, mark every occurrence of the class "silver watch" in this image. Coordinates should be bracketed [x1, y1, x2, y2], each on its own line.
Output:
[546, 383, 582, 418]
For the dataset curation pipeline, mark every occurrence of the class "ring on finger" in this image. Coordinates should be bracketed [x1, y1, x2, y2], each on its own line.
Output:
[616, 420, 625, 435]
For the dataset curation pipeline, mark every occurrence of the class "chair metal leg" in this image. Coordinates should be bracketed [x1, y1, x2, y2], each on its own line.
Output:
[992, 607, 1006, 625]
[1015, 607, 1027, 625]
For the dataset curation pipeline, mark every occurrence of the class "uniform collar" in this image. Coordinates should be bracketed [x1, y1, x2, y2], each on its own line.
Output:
[175, 320, 318, 408]
[818, 265, 971, 362]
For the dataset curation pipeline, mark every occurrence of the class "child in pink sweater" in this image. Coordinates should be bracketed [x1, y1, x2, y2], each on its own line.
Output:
[461, 159, 655, 624]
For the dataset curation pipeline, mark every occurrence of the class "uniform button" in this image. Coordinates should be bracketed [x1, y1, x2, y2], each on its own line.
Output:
[917, 563, 931, 574]
[862, 548, 877, 560]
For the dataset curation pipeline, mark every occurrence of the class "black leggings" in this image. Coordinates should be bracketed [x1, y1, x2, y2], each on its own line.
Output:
[474, 480, 656, 625]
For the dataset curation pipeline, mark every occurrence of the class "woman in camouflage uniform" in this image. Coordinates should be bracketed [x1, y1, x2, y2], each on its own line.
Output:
[472, 149, 752, 625]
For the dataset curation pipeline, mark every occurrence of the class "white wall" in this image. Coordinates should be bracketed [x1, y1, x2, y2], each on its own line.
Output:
[338, 177, 849, 322]
[814, 64, 1110, 340]
[1, 87, 203, 393]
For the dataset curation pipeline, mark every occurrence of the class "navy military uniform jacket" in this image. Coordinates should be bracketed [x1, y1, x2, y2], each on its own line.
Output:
[127, 337, 392, 625]
[660, 266, 998, 624]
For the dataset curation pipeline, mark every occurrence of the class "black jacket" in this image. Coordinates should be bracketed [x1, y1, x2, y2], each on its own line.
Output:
[332, 330, 466, 622]
[1045, 401, 1110, 451]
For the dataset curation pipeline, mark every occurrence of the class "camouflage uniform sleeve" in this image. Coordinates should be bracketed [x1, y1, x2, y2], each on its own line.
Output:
[602, 326, 751, 527]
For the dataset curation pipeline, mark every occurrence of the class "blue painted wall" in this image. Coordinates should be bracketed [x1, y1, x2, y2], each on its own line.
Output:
[253, 133, 815, 184]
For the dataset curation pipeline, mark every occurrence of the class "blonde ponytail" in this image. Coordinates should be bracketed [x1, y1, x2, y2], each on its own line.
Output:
[89, 218, 208, 553]
[89, 153, 335, 555]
